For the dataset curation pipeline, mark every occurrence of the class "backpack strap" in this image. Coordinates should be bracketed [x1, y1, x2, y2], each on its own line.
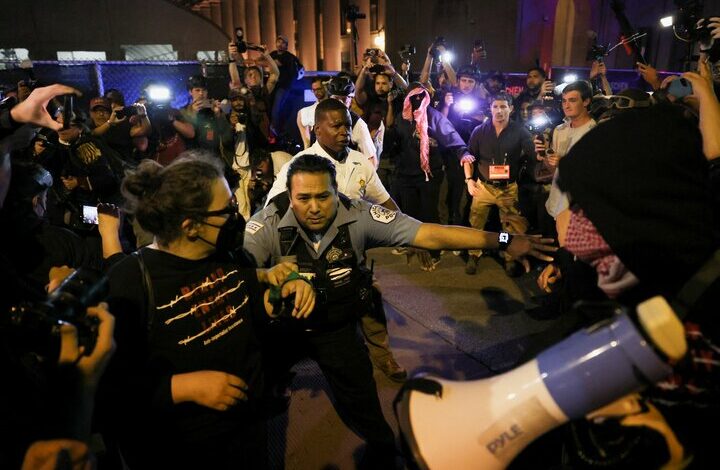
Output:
[671, 249, 720, 320]
[131, 248, 156, 333]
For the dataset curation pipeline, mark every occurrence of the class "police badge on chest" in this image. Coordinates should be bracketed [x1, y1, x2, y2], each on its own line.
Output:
[325, 247, 353, 288]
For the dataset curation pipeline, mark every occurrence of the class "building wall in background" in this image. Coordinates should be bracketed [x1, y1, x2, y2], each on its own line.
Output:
[3, 0, 720, 72]
[0, 0, 229, 61]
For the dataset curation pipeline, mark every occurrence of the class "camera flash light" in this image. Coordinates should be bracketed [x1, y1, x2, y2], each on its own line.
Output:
[660, 16, 674, 28]
[147, 85, 171, 102]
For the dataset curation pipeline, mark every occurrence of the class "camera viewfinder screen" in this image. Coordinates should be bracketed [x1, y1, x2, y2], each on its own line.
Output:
[82, 205, 99, 225]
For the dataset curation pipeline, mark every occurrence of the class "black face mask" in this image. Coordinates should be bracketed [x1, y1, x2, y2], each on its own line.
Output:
[198, 211, 246, 259]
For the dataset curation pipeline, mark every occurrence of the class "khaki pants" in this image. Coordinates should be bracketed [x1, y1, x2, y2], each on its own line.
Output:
[468, 181, 528, 258]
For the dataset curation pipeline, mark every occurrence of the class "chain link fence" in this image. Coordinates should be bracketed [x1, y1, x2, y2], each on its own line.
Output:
[0, 61, 232, 110]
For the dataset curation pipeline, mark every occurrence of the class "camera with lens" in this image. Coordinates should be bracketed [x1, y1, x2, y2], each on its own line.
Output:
[399, 44, 416, 61]
[673, 0, 710, 42]
[526, 110, 562, 157]
[346, 4, 366, 21]
[5, 268, 108, 360]
[114, 105, 140, 120]
[235, 27, 248, 54]
[430, 36, 446, 61]
[365, 48, 382, 64]
[526, 112, 556, 136]
[586, 44, 609, 63]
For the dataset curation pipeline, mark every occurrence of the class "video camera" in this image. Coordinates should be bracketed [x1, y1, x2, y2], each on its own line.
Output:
[399, 44, 416, 61]
[234, 27, 266, 55]
[430, 36, 447, 61]
[586, 43, 609, 62]
[526, 110, 563, 158]
[365, 48, 381, 61]
[6, 268, 108, 360]
[346, 4, 366, 21]
[526, 112, 555, 136]
[672, 0, 712, 42]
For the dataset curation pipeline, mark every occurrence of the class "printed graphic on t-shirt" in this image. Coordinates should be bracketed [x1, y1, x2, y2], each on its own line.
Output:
[157, 268, 249, 347]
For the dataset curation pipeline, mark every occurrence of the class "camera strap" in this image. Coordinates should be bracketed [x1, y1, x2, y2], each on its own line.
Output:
[132, 249, 156, 333]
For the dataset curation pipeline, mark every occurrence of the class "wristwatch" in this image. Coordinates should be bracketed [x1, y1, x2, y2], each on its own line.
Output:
[497, 232, 513, 251]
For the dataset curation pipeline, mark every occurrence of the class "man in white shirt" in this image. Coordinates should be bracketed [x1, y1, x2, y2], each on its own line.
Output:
[297, 77, 328, 149]
[534, 81, 596, 243]
[267, 100, 395, 209]
[314, 75, 378, 168]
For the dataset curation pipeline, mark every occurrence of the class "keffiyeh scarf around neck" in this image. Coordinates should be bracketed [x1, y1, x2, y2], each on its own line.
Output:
[402, 87, 431, 180]
[565, 209, 639, 298]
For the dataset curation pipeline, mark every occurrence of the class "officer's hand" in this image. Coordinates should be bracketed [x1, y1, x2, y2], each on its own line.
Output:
[264, 261, 298, 286]
[403, 248, 437, 272]
[281, 279, 315, 318]
[171, 370, 247, 411]
[507, 235, 557, 272]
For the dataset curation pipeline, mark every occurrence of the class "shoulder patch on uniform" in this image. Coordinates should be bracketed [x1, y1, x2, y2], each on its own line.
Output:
[369, 205, 397, 224]
[245, 221, 264, 234]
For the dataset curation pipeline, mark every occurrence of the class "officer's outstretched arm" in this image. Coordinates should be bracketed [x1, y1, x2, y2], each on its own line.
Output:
[412, 224, 556, 266]
[412, 224, 497, 250]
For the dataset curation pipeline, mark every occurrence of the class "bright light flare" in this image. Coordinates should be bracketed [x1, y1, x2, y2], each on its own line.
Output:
[456, 96, 476, 113]
[660, 16, 674, 28]
[147, 85, 171, 102]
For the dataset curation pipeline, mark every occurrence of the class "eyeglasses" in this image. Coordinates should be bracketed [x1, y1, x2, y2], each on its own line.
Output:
[602, 95, 651, 109]
[197, 198, 239, 218]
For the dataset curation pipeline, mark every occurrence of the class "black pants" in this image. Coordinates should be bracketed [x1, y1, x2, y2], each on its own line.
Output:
[442, 153, 465, 225]
[394, 172, 444, 258]
[266, 321, 396, 449]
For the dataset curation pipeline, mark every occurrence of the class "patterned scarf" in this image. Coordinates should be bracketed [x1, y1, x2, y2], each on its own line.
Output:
[565, 209, 638, 298]
[402, 87, 431, 180]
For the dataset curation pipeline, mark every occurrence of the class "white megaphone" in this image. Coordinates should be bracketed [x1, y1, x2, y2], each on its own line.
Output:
[394, 297, 687, 470]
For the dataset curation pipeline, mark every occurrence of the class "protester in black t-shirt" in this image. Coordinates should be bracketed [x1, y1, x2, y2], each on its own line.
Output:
[100, 151, 314, 468]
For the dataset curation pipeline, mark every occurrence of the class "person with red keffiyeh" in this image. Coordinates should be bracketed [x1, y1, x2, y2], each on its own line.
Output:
[549, 100, 720, 468]
[384, 82, 475, 269]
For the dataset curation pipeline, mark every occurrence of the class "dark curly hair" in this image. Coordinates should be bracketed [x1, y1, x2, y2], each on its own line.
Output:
[121, 150, 224, 245]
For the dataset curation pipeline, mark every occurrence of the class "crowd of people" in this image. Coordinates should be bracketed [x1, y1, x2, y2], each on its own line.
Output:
[1, 20, 720, 468]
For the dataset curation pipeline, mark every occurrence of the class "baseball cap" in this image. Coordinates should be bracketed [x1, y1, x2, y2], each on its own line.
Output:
[277, 34, 289, 43]
[90, 97, 111, 111]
